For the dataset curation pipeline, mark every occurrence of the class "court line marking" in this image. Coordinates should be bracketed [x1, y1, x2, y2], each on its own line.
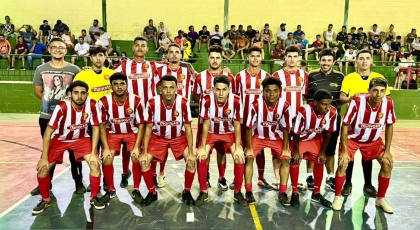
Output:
[0, 139, 42, 152]
[249, 204, 262, 230]
[0, 81, 32, 84]
[392, 144, 420, 159]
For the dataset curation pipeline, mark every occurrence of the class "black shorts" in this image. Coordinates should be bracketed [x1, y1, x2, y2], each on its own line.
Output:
[210, 39, 221, 46]
[326, 114, 341, 156]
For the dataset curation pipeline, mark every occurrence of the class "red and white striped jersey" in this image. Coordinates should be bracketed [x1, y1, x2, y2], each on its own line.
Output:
[48, 99, 101, 141]
[236, 69, 272, 117]
[246, 97, 292, 140]
[292, 102, 337, 141]
[272, 68, 308, 118]
[98, 93, 144, 134]
[156, 65, 195, 102]
[192, 69, 236, 97]
[145, 94, 192, 139]
[342, 95, 396, 143]
[199, 93, 242, 134]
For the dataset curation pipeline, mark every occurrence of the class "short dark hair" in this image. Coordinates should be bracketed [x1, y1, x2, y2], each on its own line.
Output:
[202, 25, 207, 29]
[208, 45, 223, 56]
[314, 89, 332, 101]
[239, 25, 243, 28]
[133, 36, 147, 43]
[160, 75, 177, 85]
[168, 43, 181, 51]
[396, 35, 402, 39]
[351, 27, 356, 30]
[215, 24, 219, 27]
[223, 32, 229, 37]
[43, 20, 48, 23]
[231, 25, 235, 28]
[57, 20, 62, 24]
[89, 45, 108, 55]
[248, 46, 262, 54]
[48, 37, 65, 45]
[369, 77, 388, 90]
[94, 19, 99, 23]
[52, 29, 57, 32]
[98, 27, 105, 31]
[356, 49, 372, 59]
[287, 32, 293, 36]
[300, 60, 307, 67]
[110, 72, 128, 84]
[328, 24, 333, 27]
[189, 25, 193, 30]
[67, 81, 89, 94]
[284, 45, 301, 55]
[213, 75, 230, 87]
[342, 26, 347, 29]
[358, 27, 363, 30]
[149, 19, 153, 23]
[262, 77, 281, 90]
[82, 29, 86, 32]
[373, 24, 378, 27]
[78, 36, 84, 40]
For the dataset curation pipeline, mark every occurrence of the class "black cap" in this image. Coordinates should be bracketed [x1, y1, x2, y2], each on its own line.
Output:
[280, 23, 286, 27]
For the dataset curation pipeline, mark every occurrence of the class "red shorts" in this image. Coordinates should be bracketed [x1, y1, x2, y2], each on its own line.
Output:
[48, 138, 92, 164]
[341, 138, 385, 161]
[148, 134, 188, 162]
[205, 133, 236, 154]
[252, 136, 289, 157]
[290, 137, 323, 163]
[107, 133, 137, 154]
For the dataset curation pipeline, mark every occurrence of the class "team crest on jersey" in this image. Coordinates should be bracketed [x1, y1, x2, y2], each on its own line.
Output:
[259, 79, 263, 85]
[104, 74, 110, 80]
[298, 76, 303, 82]
[322, 119, 326, 125]
[83, 113, 89, 121]
[180, 74, 185, 80]
[174, 110, 179, 117]
[143, 63, 149, 69]
[225, 109, 231, 115]
[275, 113, 280, 119]
[126, 108, 133, 115]
[378, 112, 383, 119]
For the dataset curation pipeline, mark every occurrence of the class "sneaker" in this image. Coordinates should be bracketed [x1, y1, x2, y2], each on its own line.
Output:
[271, 183, 280, 191]
[20, 67, 25, 70]
[363, 184, 378, 198]
[120, 170, 132, 188]
[234, 192, 248, 207]
[90, 196, 106, 210]
[278, 193, 291, 206]
[206, 169, 211, 188]
[332, 196, 343, 211]
[87, 184, 91, 192]
[290, 193, 300, 207]
[8, 67, 14, 70]
[30, 186, 40, 196]
[100, 190, 117, 203]
[325, 177, 336, 192]
[311, 193, 332, 208]
[195, 191, 209, 206]
[153, 174, 158, 187]
[218, 177, 229, 191]
[257, 178, 274, 190]
[32, 199, 52, 214]
[75, 180, 86, 194]
[341, 182, 352, 196]
[245, 191, 256, 204]
[182, 191, 195, 206]
[142, 192, 158, 206]
[229, 181, 235, 190]
[132, 190, 144, 203]
[375, 198, 394, 214]
[306, 176, 314, 191]
[157, 173, 166, 188]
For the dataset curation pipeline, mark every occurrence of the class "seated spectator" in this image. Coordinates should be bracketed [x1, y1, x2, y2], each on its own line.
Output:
[187, 25, 199, 51]
[357, 27, 368, 41]
[276, 23, 289, 45]
[336, 26, 347, 45]
[297, 33, 310, 60]
[221, 32, 235, 63]
[237, 25, 246, 38]
[381, 38, 396, 66]
[93, 32, 104, 47]
[71, 37, 90, 66]
[391, 36, 402, 53]
[405, 28, 417, 53]
[156, 32, 170, 60]
[236, 33, 250, 62]
[17, 25, 37, 44]
[293, 25, 304, 40]
[27, 37, 46, 70]
[38, 20, 51, 44]
[369, 24, 385, 41]
[355, 34, 369, 51]
[323, 24, 336, 48]
[370, 35, 382, 56]
[331, 44, 343, 72]
[0, 34, 12, 69]
[411, 36, 420, 61]
[385, 24, 396, 41]
[2, 16, 16, 44]
[282, 32, 296, 48]
[47, 29, 60, 45]
[80, 29, 92, 45]
[89, 19, 100, 38]
[342, 46, 357, 75]
[245, 25, 257, 40]
[270, 43, 284, 73]
[157, 22, 169, 38]
[342, 33, 355, 52]
[53, 20, 69, 35]
[261, 24, 273, 53]
[311, 34, 324, 60]
[61, 29, 75, 52]
[210, 24, 223, 46]
[227, 25, 237, 50]
[121, 51, 129, 60]
[396, 46, 406, 62]
[11, 35, 28, 70]
[198, 25, 210, 52]
[251, 31, 264, 59]
[396, 53, 417, 89]
[143, 19, 158, 49]
[108, 51, 121, 69]
[174, 30, 183, 46]
[99, 27, 113, 54]
[350, 27, 358, 41]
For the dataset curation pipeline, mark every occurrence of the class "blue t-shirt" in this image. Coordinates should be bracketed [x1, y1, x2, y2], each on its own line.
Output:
[19, 31, 36, 43]
[370, 40, 381, 49]
[298, 39, 309, 50]
[28, 42, 47, 54]
[293, 30, 305, 39]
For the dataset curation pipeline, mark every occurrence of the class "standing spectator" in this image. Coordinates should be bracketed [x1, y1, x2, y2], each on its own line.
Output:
[381, 38, 396, 66]
[349, 27, 358, 41]
[79, 29, 92, 45]
[99, 27, 113, 54]
[323, 24, 336, 48]
[198, 25, 210, 52]
[187, 25, 199, 51]
[276, 23, 289, 45]
[174, 30, 183, 46]
[157, 22, 169, 38]
[311, 34, 324, 60]
[369, 24, 385, 41]
[143, 19, 158, 49]
[293, 25, 304, 40]
[221, 32, 235, 63]
[251, 31, 264, 58]
[11, 36, 28, 70]
[357, 27, 368, 41]
[156, 32, 170, 60]
[342, 46, 357, 75]
[342, 33, 355, 52]
[405, 28, 417, 52]
[53, 20, 69, 35]
[282, 32, 296, 48]
[17, 25, 37, 44]
[47, 29, 60, 45]
[210, 24, 223, 46]
[270, 44, 284, 72]
[2, 16, 16, 44]
[71, 37, 89, 66]
[336, 26, 347, 45]
[236, 33, 249, 62]
[261, 23, 272, 52]
[298, 33, 309, 60]
[38, 20, 51, 44]
[391, 36, 402, 53]
[370, 35, 382, 56]
[89, 19, 100, 38]
[245, 25, 257, 40]
[411, 36, 420, 61]
[355, 34, 369, 51]
[27, 37, 47, 70]
[0, 34, 11, 69]
[61, 29, 75, 52]
[385, 24, 396, 41]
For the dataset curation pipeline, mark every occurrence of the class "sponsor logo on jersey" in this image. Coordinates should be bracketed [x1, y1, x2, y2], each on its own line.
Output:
[174, 110, 179, 117]
[92, 85, 111, 92]
[204, 89, 213, 94]
[180, 74, 185, 80]
[321, 119, 326, 125]
[260, 121, 278, 127]
[259, 79, 263, 85]
[111, 117, 133, 124]
[307, 127, 325, 133]
[143, 63, 149, 69]
[244, 89, 262, 94]
[298, 76, 303, 82]
[157, 120, 181, 126]
[225, 109, 231, 115]
[67, 123, 88, 131]
[284, 86, 303, 92]
[211, 117, 232, 123]
[378, 112, 383, 119]
[128, 73, 150, 79]
[358, 123, 382, 129]
[83, 113, 89, 121]
[275, 113, 280, 119]
[177, 83, 184, 89]
[126, 108, 133, 115]
[104, 74, 110, 80]
[354, 93, 368, 97]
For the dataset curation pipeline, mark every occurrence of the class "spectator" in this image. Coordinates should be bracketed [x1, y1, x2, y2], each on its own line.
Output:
[227, 25, 237, 50]
[99, 27, 113, 54]
[53, 20, 69, 35]
[210, 24, 223, 46]
[381, 38, 396, 66]
[121, 51, 129, 60]
[396, 46, 406, 62]
[187, 25, 199, 51]
[47, 29, 60, 45]
[71, 37, 89, 66]
[299, 60, 308, 72]
[270, 43, 284, 73]
[405, 28, 417, 52]
[0, 33, 11, 69]
[79, 29, 91, 45]
[396, 53, 417, 89]
[181, 33, 194, 62]
[342, 33, 355, 52]
[342, 46, 357, 75]
[174, 30, 183, 46]
[349, 26, 358, 41]
[17, 25, 37, 44]
[108, 51, 121, 69]
[89, 19, 100, 37]
[370, 35, 382, 56]
[27, 37, 46, 70]
[61, 29, 75, 52]
[221, 32, 235, 63]
[261, 23, 273, 52]
[411, 36, 420, 61]
[38, 20, 51, 44]
[282, 32, 296, 48]
[251, 31, 264, 58]
[236, 33, 249, 62]
[385, 24, 396, 41]
[237, 24, 246, 38]
[356, 27, 368, 41]
[297, 33, 310, 60]
[2, 16, 16, 44]
[323, 24, 336, 48]
[93, 32, 104, 47]
[198, 25, 210, 52]
[369, 24, 385, 41]
[276, 23, 289, 44]
[311, 34, 324, 60]
[391, 36, 402, 53]
[245, 25, 257, 40]
[143, 19, 158, 49]
[156, 32, 170, 60]
[293, 25, 304, 40]
[336, 26, 347, 45]
[11, 36, 28, 70]
[157, 22, 169, 38]
[355, 34, 369, 51]
[331, 44, 343, 72]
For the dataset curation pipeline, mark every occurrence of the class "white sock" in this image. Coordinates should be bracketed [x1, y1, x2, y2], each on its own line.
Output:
[327, 174, 334, 180]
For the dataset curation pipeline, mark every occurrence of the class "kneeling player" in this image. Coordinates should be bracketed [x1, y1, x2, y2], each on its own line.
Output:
[244, 77, 292, 204]
[332, 78, 396, 214]
[141, 75, 197, 206]
[196, 75, 247, 207]
[32, 81, 105, 214]
[290, 89, 337, 207]
[97, 73, 145, 204]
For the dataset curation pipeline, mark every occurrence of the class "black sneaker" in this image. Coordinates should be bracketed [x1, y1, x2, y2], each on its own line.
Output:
[363, 184, 378, 198]
[291, 193, 300, 207]
[182, 191, 195, 206]
[306, 176, 314, 191]
[142, 192, 158, 206]
[100, 190, 117, 203]
[20, 67, 25, 70]
[207, 169, 211, 188]
[87, 184, 91, 192]
[153, 174, 158, 187]
[218, 177, 229, 191]
[234, 192, 248, 207]
[90, 196, 106, 210]
[257, 178, 274, 190]
[195, 191, 209, 206]
[8, 67, 14, 70]
[132, 189, 144, 203]
[120, 170, 132, 188]
[341, 182, 352, 196]
[278, 193, 291, 206]
[75, 180, 86, 194]
[325, 177, 336, 192]
[32, 199, 52, 214]
[245, 191, 256, 204]
[30, 186, 40, 196]
[311, 193, 332, 208]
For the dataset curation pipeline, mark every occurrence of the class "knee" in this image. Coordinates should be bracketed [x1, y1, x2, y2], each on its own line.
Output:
[186, 161, 196, 172]
[280, 159, 290, 168]
[381, 160, 393, 172]
[88, 160, 100, 172]
[103, 158, 113, 166]
[140, 161, 150, 172]
[38, 167, 49, 177]
[234, 158, 244, 164]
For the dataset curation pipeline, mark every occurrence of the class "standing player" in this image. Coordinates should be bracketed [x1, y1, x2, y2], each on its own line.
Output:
[339, 50, 391, 197]
[97, 73, 145, 204]
[141, 75, 196, 206]
[244, 77, 292, 204]
[32, 37, 84, 196]
[290, 89, 337, 207]
[32, 81, 105, 214]
[333, 78, 395, 214]
[196, 75, 246, 207]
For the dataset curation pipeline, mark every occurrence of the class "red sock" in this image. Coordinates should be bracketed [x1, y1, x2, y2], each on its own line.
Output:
[197, 159, 208, 192]
[160, 152, 168, 175]
[89, 175, 100, 198]
[121, 145, 130, 174]
[151, 161, 157, 175]
[102, 164, 115, 191]
[279, 184, 287, 193]
[37, 176, 51, 201]
[256, 151, 265, 180]
[234, 163, 244, 193]
[313, 163, 324, 195]
[142, 169, 156, 194]
[217, 163, 226, 179]
[245, 183, 252, 192]
[184, 169, 195, 191]
[335, 175, 346, 196]
[290, 163, 300, 193]
[132, 163, 141, 190]
[377, 175, 390, 199]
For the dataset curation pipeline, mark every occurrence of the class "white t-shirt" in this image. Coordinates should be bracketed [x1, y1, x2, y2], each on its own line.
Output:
[398, 58, 415, 68]
[89, 26, 99, 33]
[210, 31, 223, 40]
[344, 50, 357, 59]
[61, 34, 72, 45]
[159, 37, 170, 46]
[325, 30, 334, 41]
[158, 27, 169, 35]
[381, 43, 390, 52]
[411, 41, 420, 48]
[277, 30, 289, 40]
[370, 29, 382, 35]
[81, 35, 92, 44]
[74, 43, 90, 55]
[95, 40, 105, 47]
[99, 32, 111, 46]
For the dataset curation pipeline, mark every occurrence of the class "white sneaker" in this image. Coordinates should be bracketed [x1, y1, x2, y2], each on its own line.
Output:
[376, 198, 394, 214]
[332, 196, 343, 211]
[157, 173, 166, 188]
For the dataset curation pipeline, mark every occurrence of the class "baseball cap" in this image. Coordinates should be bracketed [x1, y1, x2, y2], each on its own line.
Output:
[280, 23, 286, 27]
